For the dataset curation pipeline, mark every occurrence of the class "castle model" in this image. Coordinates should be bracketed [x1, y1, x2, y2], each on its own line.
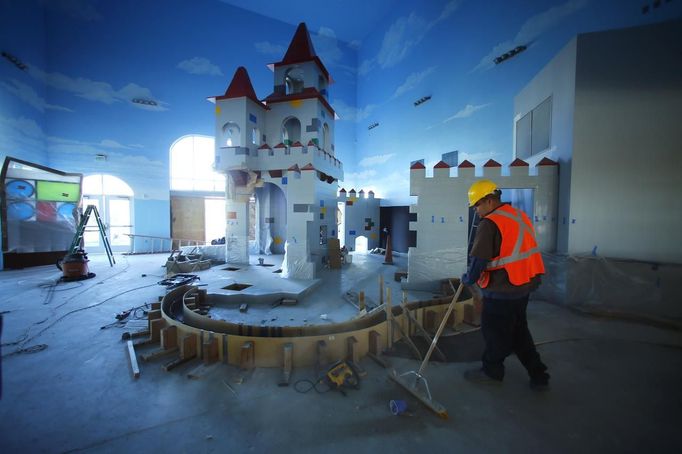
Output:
[210, 23, 343, 279]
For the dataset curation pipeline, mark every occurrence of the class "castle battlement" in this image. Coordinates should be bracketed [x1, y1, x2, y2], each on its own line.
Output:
[406, 156, 559, 287]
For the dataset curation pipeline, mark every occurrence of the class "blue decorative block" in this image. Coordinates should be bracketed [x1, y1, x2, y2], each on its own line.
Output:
[349, 230, 356, 235]
[320, 200, 324, 207]
[249, 113, 257, 123]
[282, 177, 288, 185]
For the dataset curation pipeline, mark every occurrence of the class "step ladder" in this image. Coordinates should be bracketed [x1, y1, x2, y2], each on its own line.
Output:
[69, 205, 115, 266]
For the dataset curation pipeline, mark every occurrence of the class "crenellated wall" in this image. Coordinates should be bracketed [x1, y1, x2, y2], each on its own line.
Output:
[406, 158, 558, 288]
[337, 188, 380, 251]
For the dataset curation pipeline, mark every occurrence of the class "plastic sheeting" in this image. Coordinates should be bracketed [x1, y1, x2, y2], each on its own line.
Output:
[535, 253, 682, 322]
[406, 246, 468, 289]
[225, 233, 249, 264]
[281, 240, 314, 279]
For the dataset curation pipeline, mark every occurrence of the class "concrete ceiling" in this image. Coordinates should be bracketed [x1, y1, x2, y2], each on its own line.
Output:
[219, 0, 399, 44]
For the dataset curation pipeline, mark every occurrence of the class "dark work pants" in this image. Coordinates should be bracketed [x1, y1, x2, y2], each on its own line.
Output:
[480, 294, 548, 381]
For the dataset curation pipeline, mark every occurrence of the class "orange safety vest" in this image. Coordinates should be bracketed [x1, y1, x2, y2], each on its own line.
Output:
[477, 204, 545, 288]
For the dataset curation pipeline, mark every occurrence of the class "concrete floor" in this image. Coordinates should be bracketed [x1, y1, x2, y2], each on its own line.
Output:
[1, 253, 681, 453]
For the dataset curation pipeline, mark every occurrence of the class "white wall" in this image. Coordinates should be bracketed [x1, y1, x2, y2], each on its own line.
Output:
[514, 38, 576, 254]
[570, 20, 682, 263]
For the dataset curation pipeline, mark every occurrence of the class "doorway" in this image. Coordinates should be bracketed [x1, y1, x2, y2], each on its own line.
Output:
[82, 175, 134, 253]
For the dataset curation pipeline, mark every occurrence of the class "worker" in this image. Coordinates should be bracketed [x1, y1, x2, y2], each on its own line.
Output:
[461, 179, 550, 390]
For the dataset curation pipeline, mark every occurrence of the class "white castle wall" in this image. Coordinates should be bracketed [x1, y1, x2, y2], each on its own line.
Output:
[338, 189, 380, 251]
[407, 159, 558, 287]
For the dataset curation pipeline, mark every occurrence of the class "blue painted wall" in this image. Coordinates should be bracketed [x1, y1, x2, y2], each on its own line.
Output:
[352, 0, 682, 204]
[1, 0, 680, 264]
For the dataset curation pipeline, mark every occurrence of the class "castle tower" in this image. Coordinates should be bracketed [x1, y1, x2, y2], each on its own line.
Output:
[210, 23, 343, 279]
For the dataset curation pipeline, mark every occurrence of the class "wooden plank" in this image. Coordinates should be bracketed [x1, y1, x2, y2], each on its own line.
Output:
[180, 333, 198, 360]
[163, 357, 196, 372]
[151, 302, 161, 310]
[126, 340, 140, 379]
[147, 309, 162, 321]
[149, 318, 166, 342]
[121, 330, 149, 341]
[279, 343, 293, 386]
[140, 347, 178, 362]
[203, 335, 219, 364]
[346, 336, 366, 377]
[161, 325, 178, 350]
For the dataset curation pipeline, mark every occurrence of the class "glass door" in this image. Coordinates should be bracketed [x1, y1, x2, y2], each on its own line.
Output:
[81, 195, 132, 253]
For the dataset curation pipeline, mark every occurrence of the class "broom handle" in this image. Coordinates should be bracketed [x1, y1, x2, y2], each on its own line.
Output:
[417, 282, 464, 376]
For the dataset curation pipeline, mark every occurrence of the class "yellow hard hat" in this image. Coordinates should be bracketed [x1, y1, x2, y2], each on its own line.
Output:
[468, 179, 498, 207]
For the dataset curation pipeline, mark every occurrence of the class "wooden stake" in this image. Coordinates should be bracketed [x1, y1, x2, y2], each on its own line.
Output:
[149, 318, 166, 342]
[160, 325, 178, 350]
[240, 341, 255, 370]
[180, 333, 198, 360]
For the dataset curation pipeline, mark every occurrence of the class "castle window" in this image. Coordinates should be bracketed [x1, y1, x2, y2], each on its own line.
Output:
[515, 96, 552, 159]
[252, 127, 260, 146]
[282, 117, 301, 146]
[322, 123, 330, 153]
[222, 122, 241, 147]
[285, 67, 305, 94]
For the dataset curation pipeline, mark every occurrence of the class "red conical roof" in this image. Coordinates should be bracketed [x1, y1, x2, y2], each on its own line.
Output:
[216, 67, 262, 106]
[282, 23, 317, 64]
[275, 22, 330, 82]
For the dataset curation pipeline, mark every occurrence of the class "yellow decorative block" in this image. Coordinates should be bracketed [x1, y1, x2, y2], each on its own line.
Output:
[289, 99, 303, 108]
[273, 236, 283, 245]
[215, 106, 221, 115]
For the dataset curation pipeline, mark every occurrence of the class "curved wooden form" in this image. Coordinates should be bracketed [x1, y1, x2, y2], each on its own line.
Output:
[157, 284, 474, 368]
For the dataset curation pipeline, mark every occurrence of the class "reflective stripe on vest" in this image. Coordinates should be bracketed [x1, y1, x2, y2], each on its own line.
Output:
[486, 208, 539, 269]
[477, 205, 544, 287]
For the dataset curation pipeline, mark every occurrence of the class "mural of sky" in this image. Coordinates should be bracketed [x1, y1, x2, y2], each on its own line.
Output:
[1, 0, 680, 217]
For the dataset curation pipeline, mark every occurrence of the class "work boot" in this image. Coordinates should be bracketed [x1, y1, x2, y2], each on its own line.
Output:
[464, 368, 502, 385]
[529, 372, 550, 391]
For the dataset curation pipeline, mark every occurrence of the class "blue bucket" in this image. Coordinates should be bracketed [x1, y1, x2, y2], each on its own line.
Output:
[389, 399, 408, 415]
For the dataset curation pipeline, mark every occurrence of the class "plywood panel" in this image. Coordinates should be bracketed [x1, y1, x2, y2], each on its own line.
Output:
[170, 196, 205, 242]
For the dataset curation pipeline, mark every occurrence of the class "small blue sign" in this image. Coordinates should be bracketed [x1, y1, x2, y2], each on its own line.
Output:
[249, 113, 257, 123]
[349, 230, 356, 235]
[282, 177, 288, 185]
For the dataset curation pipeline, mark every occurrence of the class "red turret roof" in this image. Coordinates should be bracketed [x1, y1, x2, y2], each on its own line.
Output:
[458, 160, 475, 168]
[339, 188, 346, 193]
[484, 159, 501, 167]
[510, 158, 528, 167]
[307, 140, 317, 147]
[291, 141, 303, 147]
[410, 161, 426, 170]
[536, 157, 558, 166]
[214, 67, 263, 107]
[434, 161, 450, 169]
[301, 163, 315, 171]
[275, 22, 330, 82]
[258, 143, 271, 150]
[274, 142, 287, 149]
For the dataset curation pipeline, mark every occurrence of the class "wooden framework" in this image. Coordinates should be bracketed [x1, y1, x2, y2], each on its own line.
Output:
[144, 284, 476, 370]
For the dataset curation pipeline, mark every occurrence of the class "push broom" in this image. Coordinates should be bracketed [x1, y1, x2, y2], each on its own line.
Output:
[389, 280, 465, 419]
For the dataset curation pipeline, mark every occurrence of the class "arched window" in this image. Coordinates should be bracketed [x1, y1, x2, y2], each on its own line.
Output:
[252, 127, 260, 146]
[282, 117, 301, 146]
[170, 135, 225, 192]
[322, 123, 330, 153]
[318, 75, 327, 97]
[285, 67, 305, 94]
[222, 122, 241, 147]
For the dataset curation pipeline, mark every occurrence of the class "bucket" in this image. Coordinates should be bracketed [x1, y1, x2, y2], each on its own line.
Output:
[389, 399, 408, 415]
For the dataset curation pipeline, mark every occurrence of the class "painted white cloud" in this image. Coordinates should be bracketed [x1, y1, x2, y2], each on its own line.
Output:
[0, 79, 73, 113]
[358, 154, 396, 167]
[444, 103, 491, 122]
[26, 64, 168, 111]
[360, 1, 460, 74]
[98, 139, 139, 149]
[332, 99, 377, 122]
[391, 67, 436, 100]
[177, 57, 223, 76]
[344, 169, 377, 181]
[0, 115, 46, 160]
[254, 41, 286, 56]
[472, 0, 588, 72]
